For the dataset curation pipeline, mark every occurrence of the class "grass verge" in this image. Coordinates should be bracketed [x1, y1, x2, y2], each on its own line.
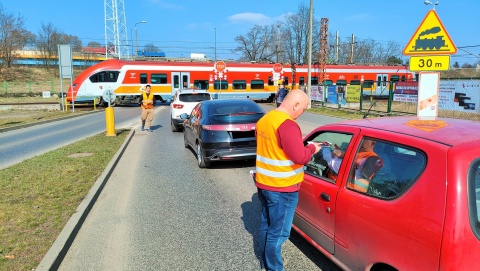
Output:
[0, 109, 94, 130]
[0, 129, 129, 270]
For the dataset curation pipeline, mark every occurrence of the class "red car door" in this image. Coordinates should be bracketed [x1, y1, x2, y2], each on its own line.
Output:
[295, 126, 360, 254]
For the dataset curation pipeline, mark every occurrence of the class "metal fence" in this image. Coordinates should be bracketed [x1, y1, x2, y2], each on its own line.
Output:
[309, 79, 480, 121]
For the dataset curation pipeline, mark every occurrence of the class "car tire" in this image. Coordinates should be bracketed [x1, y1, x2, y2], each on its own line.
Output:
[171, 119, 179, 132]
[197, 143, 210, 168]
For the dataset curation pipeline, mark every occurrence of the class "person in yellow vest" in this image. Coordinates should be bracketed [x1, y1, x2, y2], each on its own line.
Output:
[347, 139, 383, 192]
[255, 89, 321, 271]
[140, 84, 155, 132]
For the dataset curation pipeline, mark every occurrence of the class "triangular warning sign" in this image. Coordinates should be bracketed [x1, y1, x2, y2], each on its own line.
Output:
[403, 10, 457, 55]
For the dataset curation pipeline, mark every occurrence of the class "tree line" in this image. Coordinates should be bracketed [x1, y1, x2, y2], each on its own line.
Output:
[233, 3, 404, 66]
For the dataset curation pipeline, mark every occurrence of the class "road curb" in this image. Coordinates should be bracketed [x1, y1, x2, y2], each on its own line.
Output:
[36, 129, 136, 271]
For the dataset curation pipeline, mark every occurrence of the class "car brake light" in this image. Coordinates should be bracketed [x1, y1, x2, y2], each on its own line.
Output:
[202, 123, 256, 131]
[173, 104, 184, 109]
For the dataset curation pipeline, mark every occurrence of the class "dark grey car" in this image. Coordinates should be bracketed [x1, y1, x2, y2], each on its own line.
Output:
[182, 99, 265, 168]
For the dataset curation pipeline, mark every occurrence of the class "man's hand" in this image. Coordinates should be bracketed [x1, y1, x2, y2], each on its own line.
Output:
[308, 142, 322, 154]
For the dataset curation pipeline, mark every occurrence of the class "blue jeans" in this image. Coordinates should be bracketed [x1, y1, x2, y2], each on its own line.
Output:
[258, 189, 299, 271]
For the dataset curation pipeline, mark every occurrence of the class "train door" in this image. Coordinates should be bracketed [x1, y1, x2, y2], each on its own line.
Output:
[376, 74, 388, 96]
[171, 72, 190, 95]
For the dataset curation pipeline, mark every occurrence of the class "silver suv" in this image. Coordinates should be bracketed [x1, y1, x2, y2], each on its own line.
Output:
[170, 89, 212, 132]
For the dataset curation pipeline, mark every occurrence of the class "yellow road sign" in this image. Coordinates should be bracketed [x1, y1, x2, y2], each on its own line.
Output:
[409, 55, 450, 71]
[403, 10, 456, 55]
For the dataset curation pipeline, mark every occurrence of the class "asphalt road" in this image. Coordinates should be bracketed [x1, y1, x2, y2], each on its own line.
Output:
[55, 105, 343, 271]
[0, 104, 158, 170]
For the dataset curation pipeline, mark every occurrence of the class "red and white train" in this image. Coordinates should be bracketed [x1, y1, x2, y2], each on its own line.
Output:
[67, 59, 416, 105]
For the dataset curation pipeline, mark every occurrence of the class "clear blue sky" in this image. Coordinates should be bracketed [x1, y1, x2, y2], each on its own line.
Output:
[1, 0, 479, 65]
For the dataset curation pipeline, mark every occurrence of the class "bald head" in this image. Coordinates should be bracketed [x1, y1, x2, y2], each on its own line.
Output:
[277, 89, 309, 120]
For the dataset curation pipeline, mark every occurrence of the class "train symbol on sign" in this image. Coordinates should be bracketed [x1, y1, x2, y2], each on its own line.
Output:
[403, 10, 456, 56]
[412, 26, 448, 51]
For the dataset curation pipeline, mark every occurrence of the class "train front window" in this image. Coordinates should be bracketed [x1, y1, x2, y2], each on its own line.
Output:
[151, 74, 167, 84]
[89, 71, 119, 83]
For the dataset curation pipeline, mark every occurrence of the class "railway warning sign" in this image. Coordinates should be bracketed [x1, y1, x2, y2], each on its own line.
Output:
[403, 10, 456, 55]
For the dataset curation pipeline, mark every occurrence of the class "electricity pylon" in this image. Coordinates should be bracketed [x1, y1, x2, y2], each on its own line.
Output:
[104, 0, 130, 59]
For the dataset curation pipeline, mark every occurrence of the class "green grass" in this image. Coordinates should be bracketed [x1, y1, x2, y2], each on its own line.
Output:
[0, 129, 129, 270]
[308, 106, 367, 119]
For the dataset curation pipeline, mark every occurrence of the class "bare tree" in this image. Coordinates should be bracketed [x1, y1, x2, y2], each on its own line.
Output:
[35, 22, 61, 70]
[279, 3, 320, 88]
[282, 3, 319, 65]
[60, 34, 82, 52]
[234, 24, 275, 62]
[34, 22, 80, 71]
[0, 6, 34, 71]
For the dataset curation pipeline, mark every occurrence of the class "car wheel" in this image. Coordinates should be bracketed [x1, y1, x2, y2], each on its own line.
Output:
[183, 132, 189, 148]
[197, 143, 210, 168]
[171, 119, 178, 132]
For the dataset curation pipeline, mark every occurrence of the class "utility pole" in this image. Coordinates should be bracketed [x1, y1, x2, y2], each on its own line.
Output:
[350, 34, 355, 64]
[336, 31, 339, 63]
[307, 0, 313, 108]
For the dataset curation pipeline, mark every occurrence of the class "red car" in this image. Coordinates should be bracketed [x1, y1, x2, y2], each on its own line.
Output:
[294, 116, 480, 271]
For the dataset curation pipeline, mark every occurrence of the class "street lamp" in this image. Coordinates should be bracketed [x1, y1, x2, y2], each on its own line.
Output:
[424, 0, 438, 10]
[135, 20, 147, 56]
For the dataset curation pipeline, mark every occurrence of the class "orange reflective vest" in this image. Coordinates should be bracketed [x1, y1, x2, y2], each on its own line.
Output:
[347, 151, 380, 192]
[255, 110, 304, 188]
[141, 92, 154, 109]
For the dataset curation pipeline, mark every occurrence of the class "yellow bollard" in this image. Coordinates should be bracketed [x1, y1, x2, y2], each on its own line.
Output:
[94, 97, 97, 111]
[105, 106, 116, 137]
